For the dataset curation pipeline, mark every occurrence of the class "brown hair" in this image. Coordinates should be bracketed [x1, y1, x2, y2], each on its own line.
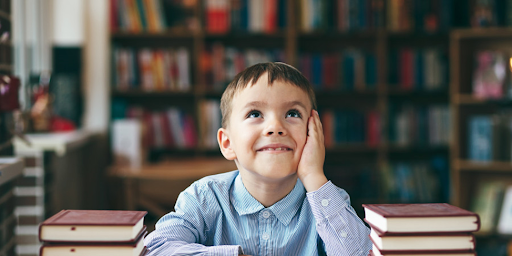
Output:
[220, 62, 317, 128]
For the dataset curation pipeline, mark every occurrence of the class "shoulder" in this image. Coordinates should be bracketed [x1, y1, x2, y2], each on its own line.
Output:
[182, 170, 239, 199]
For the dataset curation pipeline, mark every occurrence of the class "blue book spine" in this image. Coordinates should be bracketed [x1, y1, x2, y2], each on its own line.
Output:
[240, 0, 249, 31]
[365, 52, 377, 89]
[312, 54, 323, 89]
[343, 52, 355, 91]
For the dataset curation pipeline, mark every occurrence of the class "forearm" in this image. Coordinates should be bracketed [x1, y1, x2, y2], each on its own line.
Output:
[307, 181, 372, 256]
[144, 232, 242, 256]
[301, 171, 328, 192]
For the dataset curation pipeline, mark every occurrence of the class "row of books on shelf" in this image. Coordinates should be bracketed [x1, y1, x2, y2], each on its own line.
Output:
[298, 49, 377, 91]
[110, 0, 197, 32]
[388, 48, 448, 91]
[364, 203, 480, 256]
[205, 0, 287, 34]
[320, 109, 380, 147]
[113, 47, 191, 92]
[39, 210, 148, 256]
[387, 0, 453, 32]
[472, 50, 512, 100]
[468, 112, 512, 162]
[299, 0, 384, 32]
[380, 156, 449, 204]
[201, 44, 285, 92]
[388, 104, 450, 146]
[471, 181, 512, 236]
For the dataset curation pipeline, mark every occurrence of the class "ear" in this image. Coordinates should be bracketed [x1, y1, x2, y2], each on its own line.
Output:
[217, 128, 236, 160]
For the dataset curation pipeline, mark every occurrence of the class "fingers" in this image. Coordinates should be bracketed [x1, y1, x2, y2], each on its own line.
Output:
[308, 110, 324, 143]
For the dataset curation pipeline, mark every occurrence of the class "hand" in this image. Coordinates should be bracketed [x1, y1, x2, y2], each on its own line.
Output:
[297, 110, 327, 192]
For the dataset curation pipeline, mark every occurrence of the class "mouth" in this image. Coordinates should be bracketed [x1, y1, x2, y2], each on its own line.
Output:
[256, 144, 292, 152]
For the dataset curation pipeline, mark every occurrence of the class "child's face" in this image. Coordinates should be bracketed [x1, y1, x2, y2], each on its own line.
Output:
[218, 73, 312, 182]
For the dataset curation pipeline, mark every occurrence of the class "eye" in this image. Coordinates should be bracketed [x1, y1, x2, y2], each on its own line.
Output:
[247, 110, 262, 118]
[286, 109, 302, 118]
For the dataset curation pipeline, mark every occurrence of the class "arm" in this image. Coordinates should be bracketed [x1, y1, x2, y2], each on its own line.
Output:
[297, 110, 372, 256]
[143, 185, 243, 256]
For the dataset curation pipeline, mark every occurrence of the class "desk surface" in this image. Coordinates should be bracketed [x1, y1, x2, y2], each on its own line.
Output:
[109, 157, 237, 180]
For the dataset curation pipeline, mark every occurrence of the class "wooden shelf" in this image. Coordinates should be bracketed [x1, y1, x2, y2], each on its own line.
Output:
[452, 28, 512, 39]
[111, 29, 198, 39]
[111, 90, 195, 98]
[298, 30, 381, 39]
[454, 94, 512, 105]
[455, 159, 512, 172]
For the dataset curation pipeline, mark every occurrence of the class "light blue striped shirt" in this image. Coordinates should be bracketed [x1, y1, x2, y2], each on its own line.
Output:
[144, 170, 371, 255]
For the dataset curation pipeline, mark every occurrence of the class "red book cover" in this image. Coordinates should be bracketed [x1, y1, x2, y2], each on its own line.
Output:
[142, 111, 155, 149]
[366, 110, 380, 147]
[363, 203, 481, 234]
[39, 210, 147, 243]
[159, 112, 174, 147]
[400, 49, 414, 90]
[264, 0, 277, 33]
[110, 0, 119, 32]
[323, 55, 337, 90]
[182, 114, 198, 148]
[321, 110, 334, 148]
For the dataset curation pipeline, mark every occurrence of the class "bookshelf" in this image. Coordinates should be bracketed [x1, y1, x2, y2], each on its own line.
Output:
[450, 29, 512, 252]
[109, 0, 464, 218]
[0, 0, 12, 157]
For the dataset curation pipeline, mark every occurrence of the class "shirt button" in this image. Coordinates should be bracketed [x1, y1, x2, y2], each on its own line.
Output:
[321, 199, 330, 207]
[341, 231, 347, 238]
[262, 233, 270, 240]
[262, 211, 270, 219]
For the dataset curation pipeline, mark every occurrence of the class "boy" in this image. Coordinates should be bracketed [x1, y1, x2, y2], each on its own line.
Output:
[144, 62, 372, 255]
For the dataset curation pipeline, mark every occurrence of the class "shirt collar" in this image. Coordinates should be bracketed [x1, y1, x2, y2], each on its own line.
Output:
[231, 172, 306, 226]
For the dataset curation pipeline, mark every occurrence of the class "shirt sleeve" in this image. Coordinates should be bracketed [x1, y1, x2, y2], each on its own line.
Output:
[306, 181, 372, 256]
[143, 184, 243, 256]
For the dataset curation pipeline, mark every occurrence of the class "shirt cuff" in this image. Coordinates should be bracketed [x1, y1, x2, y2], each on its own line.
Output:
[306, 181, 349, 220]
[207, 245, 243, 256]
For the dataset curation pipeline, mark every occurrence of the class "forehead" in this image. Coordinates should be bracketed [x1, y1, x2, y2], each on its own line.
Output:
[232, 76, 312, 110]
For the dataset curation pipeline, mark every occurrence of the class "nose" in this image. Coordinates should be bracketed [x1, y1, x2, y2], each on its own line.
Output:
[263, 116, 287, 136]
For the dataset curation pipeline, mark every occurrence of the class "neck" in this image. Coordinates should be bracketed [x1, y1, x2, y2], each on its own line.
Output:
[239, 171, 298, 208]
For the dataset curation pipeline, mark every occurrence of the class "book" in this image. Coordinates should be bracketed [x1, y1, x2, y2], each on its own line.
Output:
[39, 210, 147, 243]
[112, 119, 144, 169]
[370, 227, 476, 252]
[40, 233, 147, 256]
[496, 185, 512, 234]
[470, 181, 504, 234]
[370, 244, 476, 256]
[362, 203, 480, 234]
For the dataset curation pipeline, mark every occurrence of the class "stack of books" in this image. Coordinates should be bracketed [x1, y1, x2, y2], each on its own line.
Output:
[38, 209, 148, 256]
[363, 203, 480, 256]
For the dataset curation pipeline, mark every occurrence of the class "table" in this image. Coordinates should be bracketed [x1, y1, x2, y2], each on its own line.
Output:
[108, 158, 237, 218]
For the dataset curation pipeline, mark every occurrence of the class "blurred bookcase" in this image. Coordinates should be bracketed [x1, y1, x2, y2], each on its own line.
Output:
[108, 0, 512, 229]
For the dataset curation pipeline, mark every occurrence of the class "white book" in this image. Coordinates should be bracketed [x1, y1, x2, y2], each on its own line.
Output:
[111, 119, 143, 169]
[176, 48, 190, 91]
[497, 185, 512, 234]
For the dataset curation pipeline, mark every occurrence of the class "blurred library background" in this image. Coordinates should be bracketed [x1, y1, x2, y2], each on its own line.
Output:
[1, 0, 512, 255]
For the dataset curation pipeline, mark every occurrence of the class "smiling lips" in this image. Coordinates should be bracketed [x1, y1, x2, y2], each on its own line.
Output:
[257, 144, 292, 152]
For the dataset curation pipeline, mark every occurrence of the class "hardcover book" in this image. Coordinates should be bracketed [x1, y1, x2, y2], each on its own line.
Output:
[370, 244, 476, 256]
[363, 203, 480, 234]
[40, 232, 147, 256]
[370, 228, 475, 252]
[39, 210, 147, 243]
